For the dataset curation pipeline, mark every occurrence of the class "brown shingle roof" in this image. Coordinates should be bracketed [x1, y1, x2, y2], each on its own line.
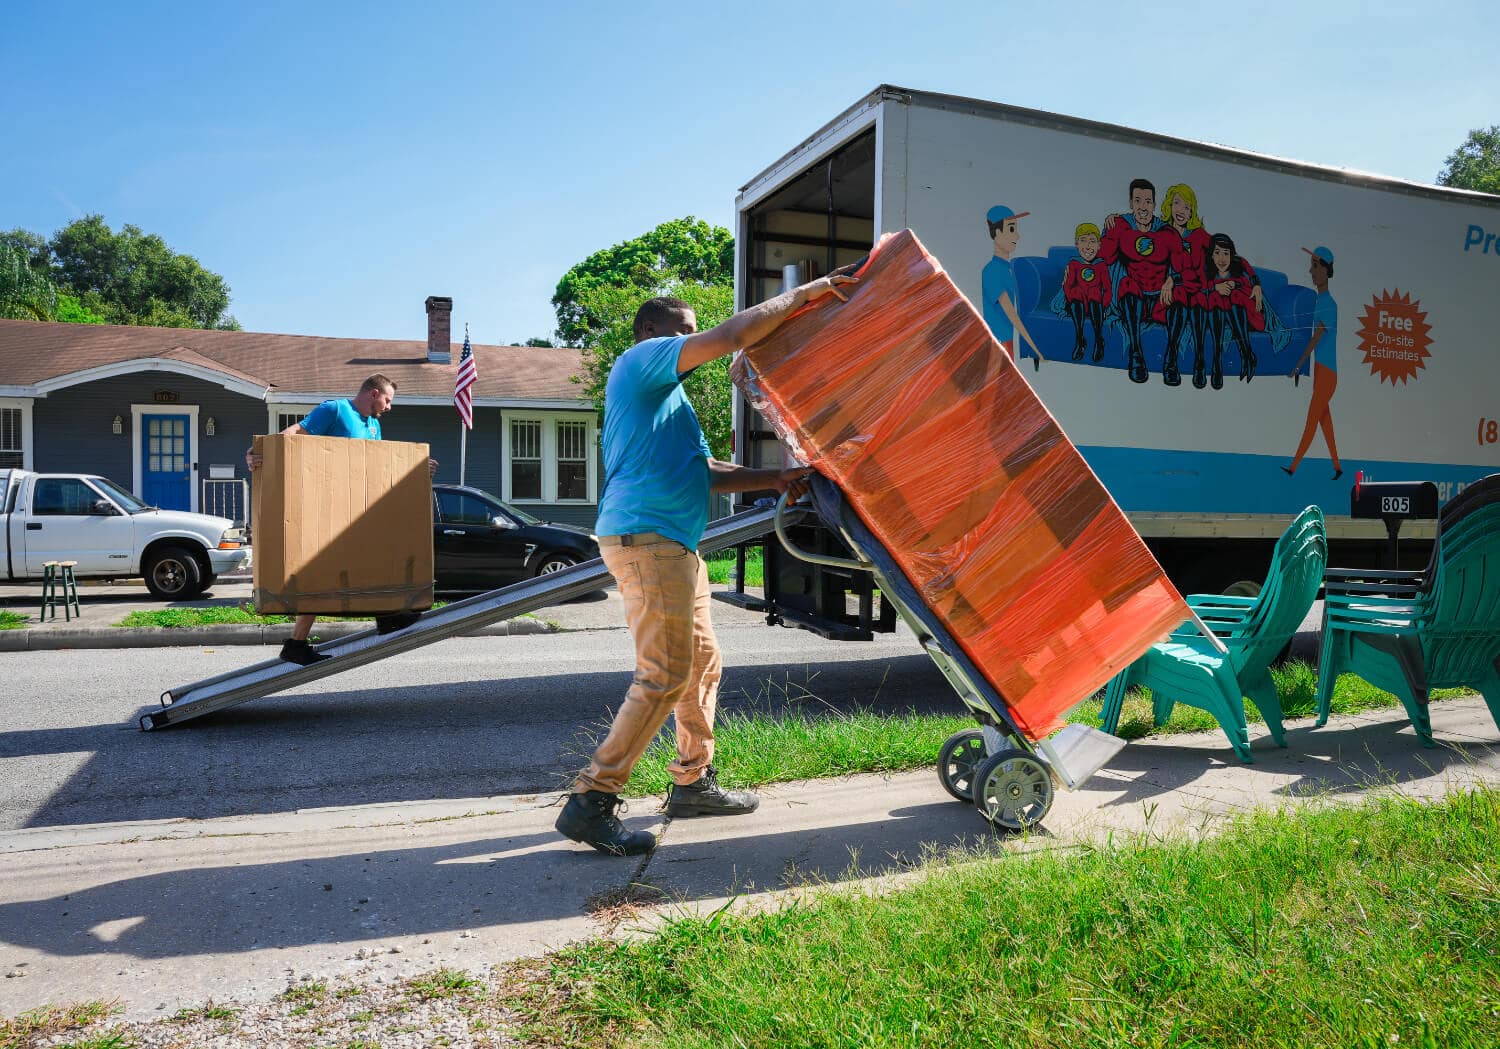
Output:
[0, 319, 588, 403]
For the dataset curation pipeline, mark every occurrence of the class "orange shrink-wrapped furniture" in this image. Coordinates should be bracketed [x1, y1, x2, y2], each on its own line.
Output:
[732, 229, 1188, 739]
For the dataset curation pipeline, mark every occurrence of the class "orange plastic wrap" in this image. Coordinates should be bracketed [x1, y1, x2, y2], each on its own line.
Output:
[732, 230, 1188, 739]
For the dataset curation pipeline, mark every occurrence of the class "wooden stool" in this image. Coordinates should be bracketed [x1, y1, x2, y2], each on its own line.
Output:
[39, 560, 82, 622]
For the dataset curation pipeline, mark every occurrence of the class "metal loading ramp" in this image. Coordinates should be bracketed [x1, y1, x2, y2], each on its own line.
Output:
[143, 503, 795, 731]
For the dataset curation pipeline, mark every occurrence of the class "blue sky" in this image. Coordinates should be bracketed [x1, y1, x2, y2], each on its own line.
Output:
[4, 1, 1496, 345]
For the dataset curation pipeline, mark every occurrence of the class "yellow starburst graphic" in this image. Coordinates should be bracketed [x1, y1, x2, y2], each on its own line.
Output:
[1357, 290, 1432, 385]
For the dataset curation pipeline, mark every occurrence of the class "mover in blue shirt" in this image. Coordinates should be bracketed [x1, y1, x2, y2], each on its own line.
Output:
[245, 373, 437, 663]
[557, 269, 859, 856]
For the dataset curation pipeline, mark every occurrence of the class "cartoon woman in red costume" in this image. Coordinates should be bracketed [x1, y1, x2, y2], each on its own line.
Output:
[1199, 233, 1265, 388]
[1158, 184, 1214, 387]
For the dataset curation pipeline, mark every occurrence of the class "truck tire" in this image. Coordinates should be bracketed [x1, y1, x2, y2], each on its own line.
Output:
[144, 545, 204, 600]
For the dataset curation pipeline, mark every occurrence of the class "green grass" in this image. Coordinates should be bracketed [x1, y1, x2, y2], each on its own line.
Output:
[605, 662, 1471, 798]
[0, 610, 28, 630]
[51, 1033, 132, 1049]
[114, 603, 447, 628]
[619, 707, 975, 797]
[168, 1002, 238, 1023]
[705, 546, 763, 588]
[0, 1001, 117, 1049]
[277, 979, 328, 1007]
[534, 787, 1500, 1049]
[404, 967, 483, 1001]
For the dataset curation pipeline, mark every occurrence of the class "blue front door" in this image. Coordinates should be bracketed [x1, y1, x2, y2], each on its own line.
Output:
[142, 413, 192, 510]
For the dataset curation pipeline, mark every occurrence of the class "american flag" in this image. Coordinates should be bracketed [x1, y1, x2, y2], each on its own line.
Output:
[453, 327, 477, 429]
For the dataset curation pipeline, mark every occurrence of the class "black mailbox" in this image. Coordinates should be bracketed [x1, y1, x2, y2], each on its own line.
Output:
[1349, 479, 1439, 568]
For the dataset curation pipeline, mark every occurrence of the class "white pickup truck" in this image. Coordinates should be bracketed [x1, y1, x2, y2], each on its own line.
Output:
[0, 469, 250, 599]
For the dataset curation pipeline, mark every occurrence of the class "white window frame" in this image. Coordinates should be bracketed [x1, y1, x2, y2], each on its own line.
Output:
[267, 404, 318, 434]
[0, 397, 34, 470]
[131, 403, 201, 513]
[501, 410, 598, 505]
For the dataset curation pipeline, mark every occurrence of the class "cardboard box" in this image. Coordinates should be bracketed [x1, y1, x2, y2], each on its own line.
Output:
[251, 434, 434, 615]
[733, 229, 1187, 739]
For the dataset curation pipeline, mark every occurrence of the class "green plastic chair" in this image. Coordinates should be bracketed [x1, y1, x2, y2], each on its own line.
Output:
[1317, 477, 1500, 746]
[1100, 506, 1328, 762]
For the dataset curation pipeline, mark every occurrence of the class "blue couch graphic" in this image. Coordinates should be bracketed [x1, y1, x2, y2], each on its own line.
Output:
[1010, 246, 1317, 378]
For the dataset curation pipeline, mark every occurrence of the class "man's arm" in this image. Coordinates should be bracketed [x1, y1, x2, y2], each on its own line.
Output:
[245, 422, 308, 470]
[999, 292, 1042, 365]
[707, 459, 814, 501]
[675, 272, 858, 376]
[1290, 321, 1325, 377]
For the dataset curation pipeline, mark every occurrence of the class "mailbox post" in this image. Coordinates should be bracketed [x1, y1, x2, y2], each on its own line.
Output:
[1349, 478, 1440, 568]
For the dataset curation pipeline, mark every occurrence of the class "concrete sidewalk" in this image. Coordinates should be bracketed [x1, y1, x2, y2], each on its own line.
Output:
[1, 698, 1496, 1021]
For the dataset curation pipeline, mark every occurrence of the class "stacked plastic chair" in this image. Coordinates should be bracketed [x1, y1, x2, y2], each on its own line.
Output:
[1318, 474, 1500, 745]
[1100, 506, 1328, 762]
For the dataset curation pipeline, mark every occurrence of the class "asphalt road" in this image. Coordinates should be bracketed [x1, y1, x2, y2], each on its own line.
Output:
[0, 620, 954, 831]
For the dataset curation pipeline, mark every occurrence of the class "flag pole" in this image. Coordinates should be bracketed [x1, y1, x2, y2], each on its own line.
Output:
[454, 321, 476, 487]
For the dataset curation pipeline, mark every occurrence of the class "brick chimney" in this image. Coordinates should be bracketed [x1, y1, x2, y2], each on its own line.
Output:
[425, 296, 453, 363]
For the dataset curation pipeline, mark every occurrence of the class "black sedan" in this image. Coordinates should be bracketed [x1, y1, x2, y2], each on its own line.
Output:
[432, 484, 600, 592]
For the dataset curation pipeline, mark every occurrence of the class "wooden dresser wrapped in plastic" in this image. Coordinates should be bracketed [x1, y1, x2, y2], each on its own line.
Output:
[732, 230, 1187, 739]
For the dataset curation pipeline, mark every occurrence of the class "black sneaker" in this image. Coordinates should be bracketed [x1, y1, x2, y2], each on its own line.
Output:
[280, 639, 331, 666]
[665, 766, 760, 818]
[375, 611, 422, 635]
[555, 790, 656, 856]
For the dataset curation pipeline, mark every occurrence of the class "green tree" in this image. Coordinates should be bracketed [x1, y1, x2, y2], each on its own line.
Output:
[521, 336, 555, 347]
[572, 275, 735, 459]
[48, 215, 239, 329]
[54, 293, 107, 324]
[552, 217, 733, 347]
[0, 243, 57, 320]
[0, 228, 51, 272]
[1437, 126, 1500, 194]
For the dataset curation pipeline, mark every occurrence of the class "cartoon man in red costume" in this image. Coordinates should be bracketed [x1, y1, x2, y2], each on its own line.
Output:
[1098, 178, 1176, 384]
[1062, 222, 1111, 362]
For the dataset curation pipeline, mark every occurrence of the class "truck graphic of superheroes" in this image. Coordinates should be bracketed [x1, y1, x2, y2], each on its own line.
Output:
[983, 178, 1299, 389]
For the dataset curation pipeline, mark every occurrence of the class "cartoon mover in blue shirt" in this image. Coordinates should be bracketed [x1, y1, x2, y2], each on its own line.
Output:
[1284, 246, 1341, 480]
[245, 373, 437, 665]
[982, 205, 1044, 370]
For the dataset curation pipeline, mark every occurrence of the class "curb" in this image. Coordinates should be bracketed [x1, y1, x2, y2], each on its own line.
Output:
[0, 616, 558, 652]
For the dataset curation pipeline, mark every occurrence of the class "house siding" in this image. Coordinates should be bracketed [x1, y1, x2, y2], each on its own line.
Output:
[32, 372, 602, 528]
[34, 374, 263, 487]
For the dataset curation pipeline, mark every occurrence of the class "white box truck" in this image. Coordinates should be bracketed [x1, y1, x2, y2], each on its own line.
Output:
[730, 85, 1500, 604]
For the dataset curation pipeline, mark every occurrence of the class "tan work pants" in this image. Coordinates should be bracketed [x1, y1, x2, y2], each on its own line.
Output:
[573, 534, 721, 794]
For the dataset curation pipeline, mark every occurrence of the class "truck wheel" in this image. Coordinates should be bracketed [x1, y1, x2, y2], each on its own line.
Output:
[144, 545, 204, 600]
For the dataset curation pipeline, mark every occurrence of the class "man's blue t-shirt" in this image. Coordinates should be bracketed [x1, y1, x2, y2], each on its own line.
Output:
[594, 336, 712, 550]
[1313, 292, 1338, 373]
[982, 256, 1018, 343]
[301, 398, 381, 440]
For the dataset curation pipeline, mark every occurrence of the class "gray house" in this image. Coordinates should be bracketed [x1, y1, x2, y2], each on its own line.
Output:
[0, 297, 602, 529]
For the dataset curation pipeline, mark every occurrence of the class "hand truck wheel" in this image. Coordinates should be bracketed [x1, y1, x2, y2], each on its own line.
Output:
[936, 728, 988, 802]
[972, 748, 1055, 832]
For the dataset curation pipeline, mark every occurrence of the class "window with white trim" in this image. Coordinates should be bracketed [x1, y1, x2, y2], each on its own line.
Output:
[269, 405, 317, 433]
[556, 420, 588, 501]
[510, 419, 543, 500]
[503, 411, 597, 504]
[0, 407, 22, 469]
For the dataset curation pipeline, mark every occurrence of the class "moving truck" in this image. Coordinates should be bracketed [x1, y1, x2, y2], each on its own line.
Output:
[731, 85, 1500, 598]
